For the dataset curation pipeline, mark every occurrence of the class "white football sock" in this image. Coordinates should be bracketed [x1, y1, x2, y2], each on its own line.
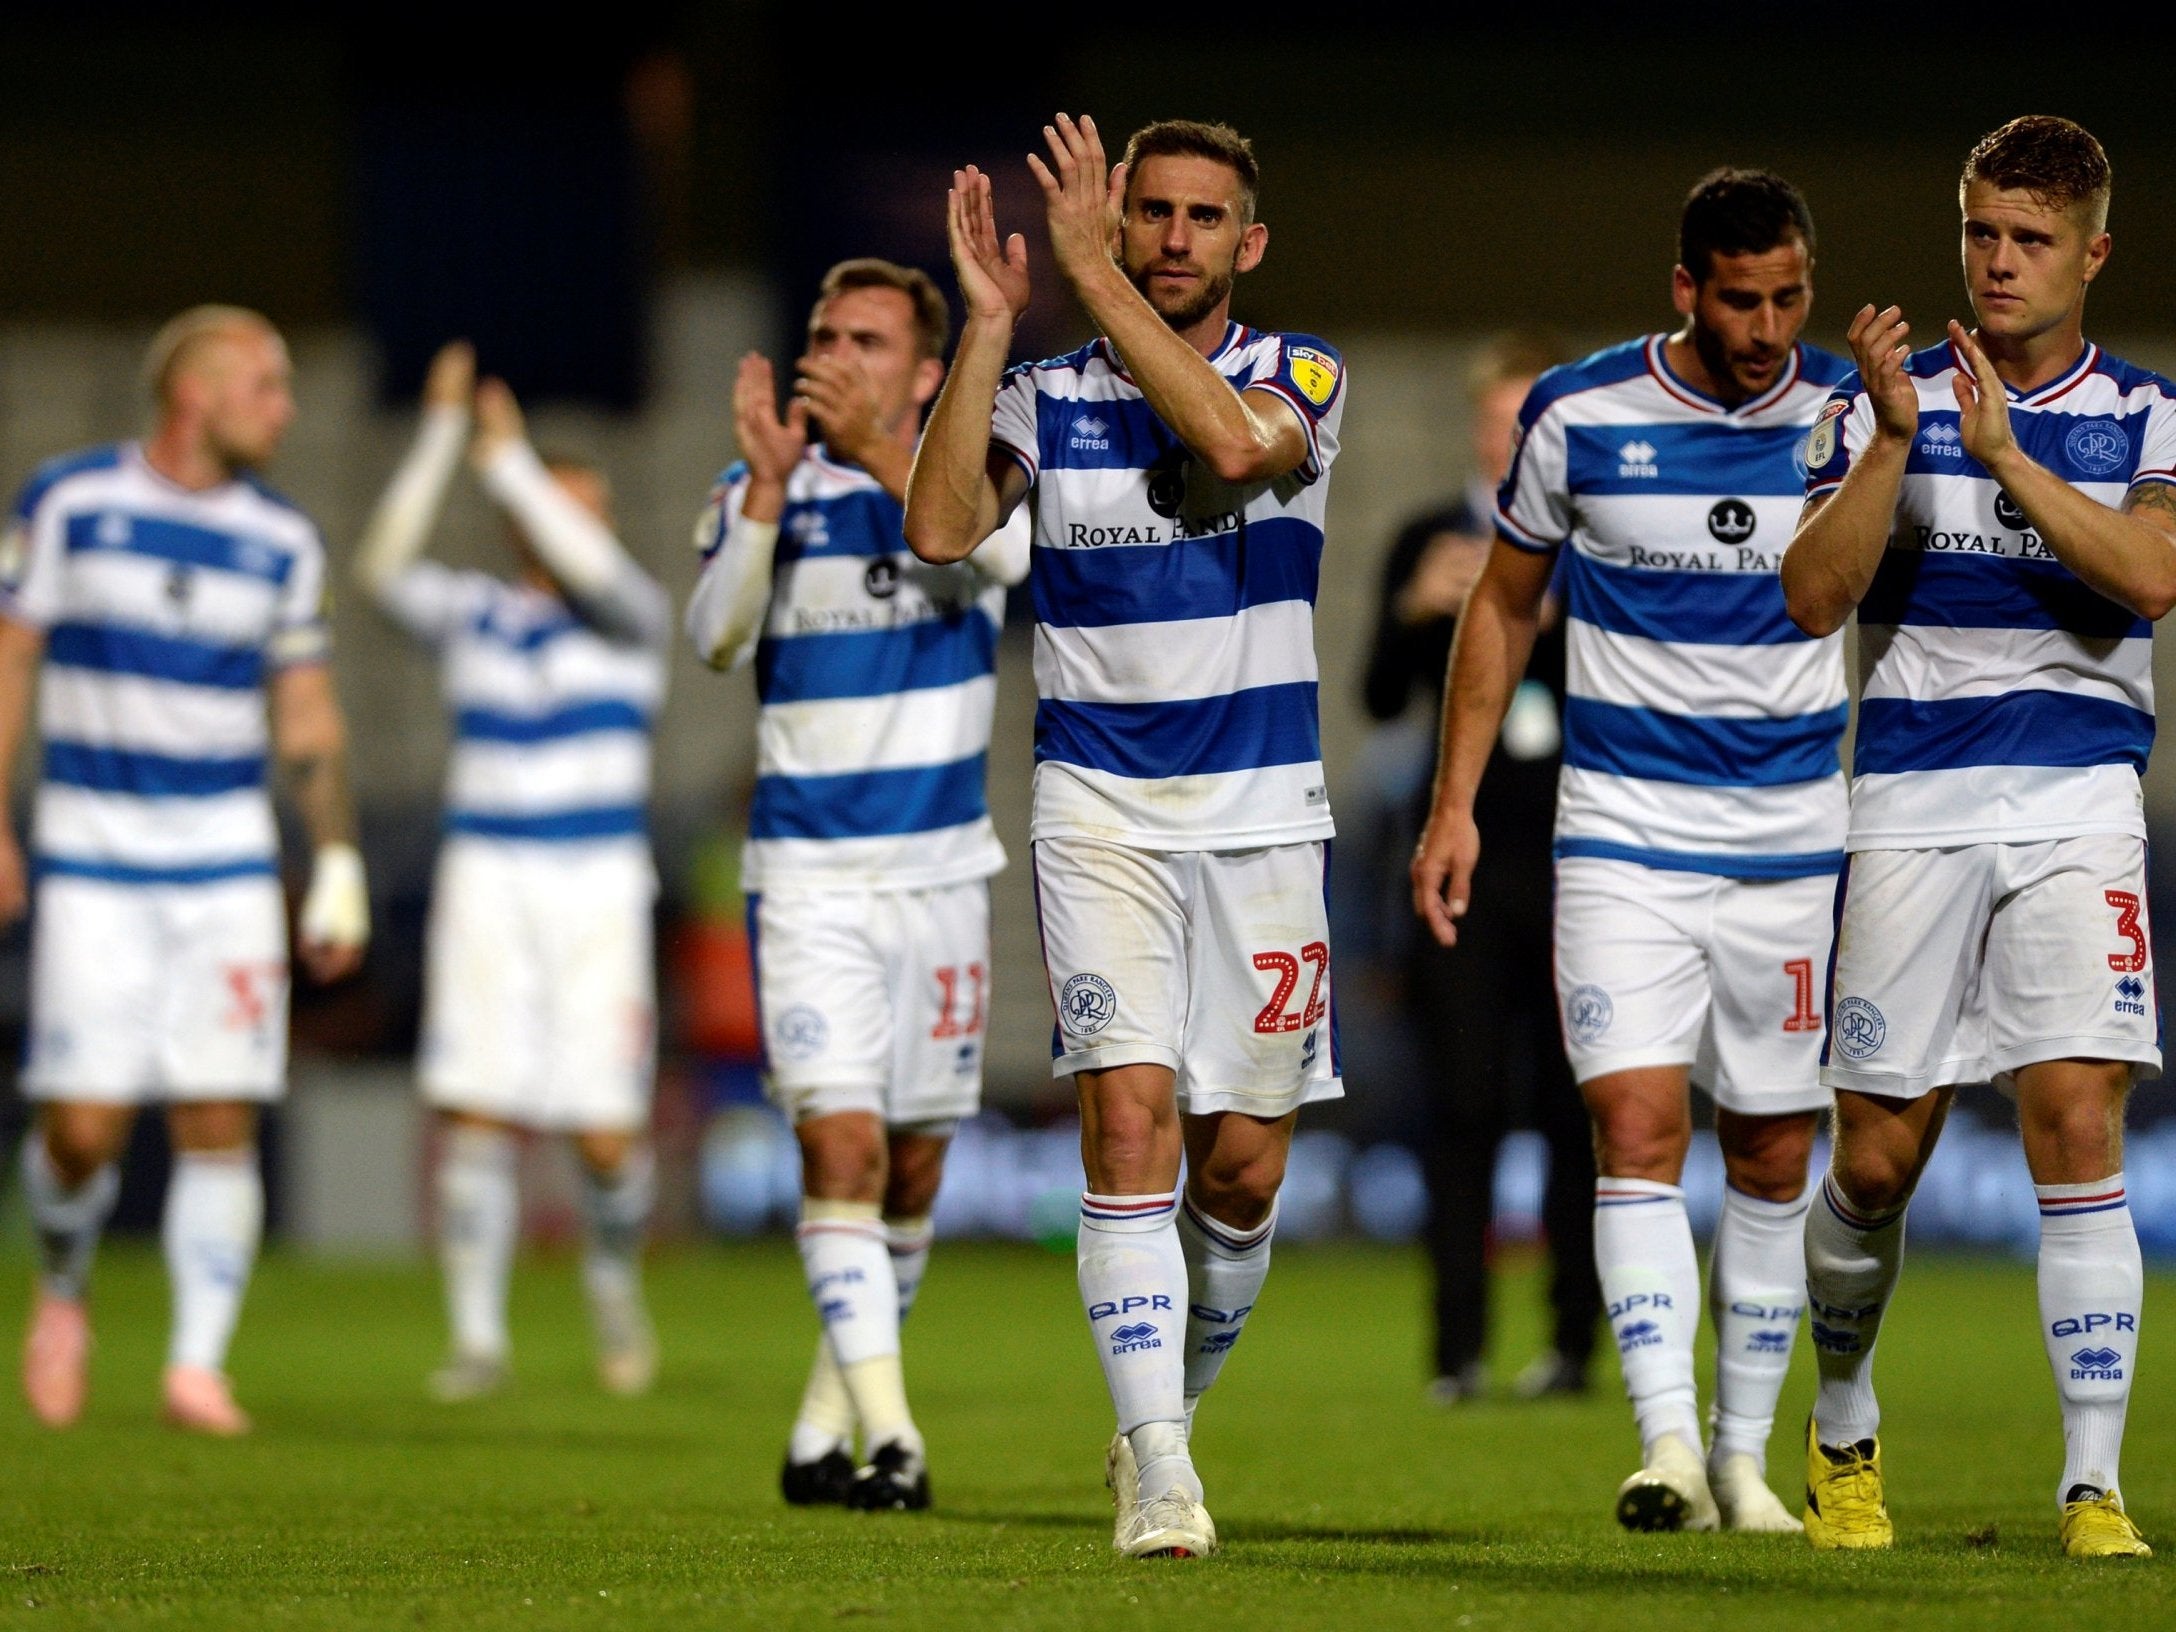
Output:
[1708, 1184, 1811, 1473]
[797, 1199, 917, 1454]
[1178, 1195, 1276, 1431]
[2036, 1174, 2141, 1505]
[1594, 1177, 1702, 1458]
[1078, 1189, 1198, 1502]
[790, 1211, 937, 1463]
[579, 1145, 653, 1332]
[436, 1124, 518, 1363]
[22, 1136, 118, 1301]
[1803, 1171, 1906, 1445]
[163, 1149, 264, 1372]
[886, 1213, 935, 1322]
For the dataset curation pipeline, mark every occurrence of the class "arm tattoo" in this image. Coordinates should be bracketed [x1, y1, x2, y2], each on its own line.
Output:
[2122, 481, 2176, 528]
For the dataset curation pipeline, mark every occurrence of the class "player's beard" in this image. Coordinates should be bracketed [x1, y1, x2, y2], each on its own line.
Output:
[1691, 321, 1779, 405]
[1130, 260, 1234, 333]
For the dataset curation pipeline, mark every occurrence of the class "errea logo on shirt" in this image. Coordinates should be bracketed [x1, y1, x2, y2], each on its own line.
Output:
[1069, 416, 1110, 451]
[1923, 423, 1964, 459]
[94, 512, 131, 547]
[1617, 440, 1658, 478]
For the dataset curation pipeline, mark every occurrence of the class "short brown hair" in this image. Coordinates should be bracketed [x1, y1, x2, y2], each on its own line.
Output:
[142, 304, 278, 405]
[1466, 331, 1568, 402]
[816, 258, 949, 360]
[1962, 116, 2112, 230]
[1120, 119, 1260, 224]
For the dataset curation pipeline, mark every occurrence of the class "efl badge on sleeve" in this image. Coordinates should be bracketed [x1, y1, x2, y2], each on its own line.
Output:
[1805, 398, 1849, 473]
[1286, 346, 1340, 408]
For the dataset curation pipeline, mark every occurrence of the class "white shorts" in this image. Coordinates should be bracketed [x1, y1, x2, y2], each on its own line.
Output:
[419, 838, 657, 1132]
[750, 879, 990, 1128]
[23, 871, 290, 1102]
[1823, 834, 2161, 1100]
[1032, 837, 1343, 1119]
[1554, 856, 1834, 1115]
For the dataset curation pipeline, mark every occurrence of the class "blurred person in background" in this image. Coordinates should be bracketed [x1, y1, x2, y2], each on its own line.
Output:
[688, 260, 1028, 1512]
[354, 344, 670, 1402]
[1358, 333, 1601, 1407]
[1, 306, 369, 1435]
[1414, 171, 1848, 1534]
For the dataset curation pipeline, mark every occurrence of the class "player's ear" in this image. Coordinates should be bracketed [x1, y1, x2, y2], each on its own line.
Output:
[1670, 264, 1697, 318]
[1236, 221, 1268, 275]
[2082, 229, 2113, 284]
[911, 355, 945, 410]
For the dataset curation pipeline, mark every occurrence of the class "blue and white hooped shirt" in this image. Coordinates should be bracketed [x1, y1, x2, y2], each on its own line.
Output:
[1806, 339, 2176, 849]
[991, 321, 1345, 851]
[1498, 336, 1851, 878]
[0, 442, 329, 885]
[374, 562, 667, 849]
[697, 448, 1009, 893]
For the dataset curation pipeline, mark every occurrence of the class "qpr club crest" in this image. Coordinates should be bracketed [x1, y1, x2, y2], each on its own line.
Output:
[1833, 996, 1886, 1061]
[1060, 972, 1118, 1036]
[2064, 418, 2129, 477]
[1566, 984, 1613, 1045]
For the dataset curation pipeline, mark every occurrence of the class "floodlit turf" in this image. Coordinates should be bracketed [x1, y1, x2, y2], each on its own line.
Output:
[0, 1239, 2168, 1629]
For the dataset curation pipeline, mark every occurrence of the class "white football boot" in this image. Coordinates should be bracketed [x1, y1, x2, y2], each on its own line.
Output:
[1709, 1452, 1803, 1533]
[1615, 1431, 1720, 1532]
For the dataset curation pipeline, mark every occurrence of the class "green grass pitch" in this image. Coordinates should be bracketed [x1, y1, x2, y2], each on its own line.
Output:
[0, 1239, 2170, 1629]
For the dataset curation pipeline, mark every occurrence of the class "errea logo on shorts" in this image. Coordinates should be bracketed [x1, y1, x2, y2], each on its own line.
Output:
[1060, 973, 1117, 1036]
[1833, 996, 1886, 1060]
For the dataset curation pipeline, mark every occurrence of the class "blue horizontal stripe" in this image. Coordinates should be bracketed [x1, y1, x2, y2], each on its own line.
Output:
[2039, 1200, 2131, 1216]
[1904, 405, 2153, 484]
[1554, 836, 1842, 880]
[46, 622, 263, 690]
[466, 609, 580, 652]
[454, 700, 651, 744]
[756, 609, 998, 705]
[34, 854, 275, 886]
[1565, 422, 1812, 497]
[1035, 394, 1181, 474]
[773, 489, 907, 564]
[43, 741, 264, 798]
[446, 805, 648, 841]
[1860, 551, 2148, 638]
[1031, 516, 1322, 630]
[1854, 692, 2153, 775]
[1036, 681, 1321, 780]
[1563, 697, 1846, 786]
[748, 753, 987, 842]
[64, 510, 294, 585]
[1559, 548, 1806, 646]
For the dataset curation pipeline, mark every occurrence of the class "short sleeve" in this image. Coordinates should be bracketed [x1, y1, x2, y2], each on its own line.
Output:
[266, 529, 333, 669]
[1494, 391, 1571, 553]
[0, 478, 71, 629]
[990, 364, 1040, 485]
[1246, 334, 1345, 483]
[1804, 382, 1868, 499]
[2127, 388, 2176, 493]
[372, 559, 490, 648]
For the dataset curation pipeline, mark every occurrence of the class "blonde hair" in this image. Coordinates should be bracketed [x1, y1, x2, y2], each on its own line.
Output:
[142, 305, 279, 406]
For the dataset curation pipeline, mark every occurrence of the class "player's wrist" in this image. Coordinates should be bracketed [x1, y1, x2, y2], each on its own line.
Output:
[302, 842, 370, 950]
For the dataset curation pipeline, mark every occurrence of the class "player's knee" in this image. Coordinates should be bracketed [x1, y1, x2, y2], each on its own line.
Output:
[1718, 1111, 1817, 1201]
[40, 1106, 129, 1182]
[1828, 1139, 1914, 1213]
[797, 1119, 886, 1203]
[1587, 1105, 1690, 1182]
[1188, 1142, 1287, 1223]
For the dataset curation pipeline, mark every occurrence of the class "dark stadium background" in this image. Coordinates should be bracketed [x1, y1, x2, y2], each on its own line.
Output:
[4, 6, 2174, 1250]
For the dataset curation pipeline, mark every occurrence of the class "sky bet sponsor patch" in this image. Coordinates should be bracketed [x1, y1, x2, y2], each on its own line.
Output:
[1286, 346, 1339, 407]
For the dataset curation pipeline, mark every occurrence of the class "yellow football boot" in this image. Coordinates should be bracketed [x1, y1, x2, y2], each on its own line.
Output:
[1802, 1419, 1893, 1550]
[2061, 1488, 2151, 1559]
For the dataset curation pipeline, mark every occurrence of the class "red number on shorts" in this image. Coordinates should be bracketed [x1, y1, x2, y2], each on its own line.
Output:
[220, 962, 285, 1032]
[929, 964, 988, 1039]
[1253, 946, 1329, 1034]
[1252, 952, 1302, 1034]
[1782, 958, 1821, 1033]
[1300, 942, 1330, 1027]
[2107, 890, 2148, 974]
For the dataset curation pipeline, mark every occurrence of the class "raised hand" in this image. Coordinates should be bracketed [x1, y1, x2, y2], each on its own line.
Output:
[1026, 112, 1124, 293]
[1845, 303, 1920, 445]
[470, 376, 527, 467]
[1947, 320, 2019, 469]
[733, 352, 807, 489]
[947, 166, 1030, 325]
[794, 351, 883, 465]
[423, 341, 475, 412]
